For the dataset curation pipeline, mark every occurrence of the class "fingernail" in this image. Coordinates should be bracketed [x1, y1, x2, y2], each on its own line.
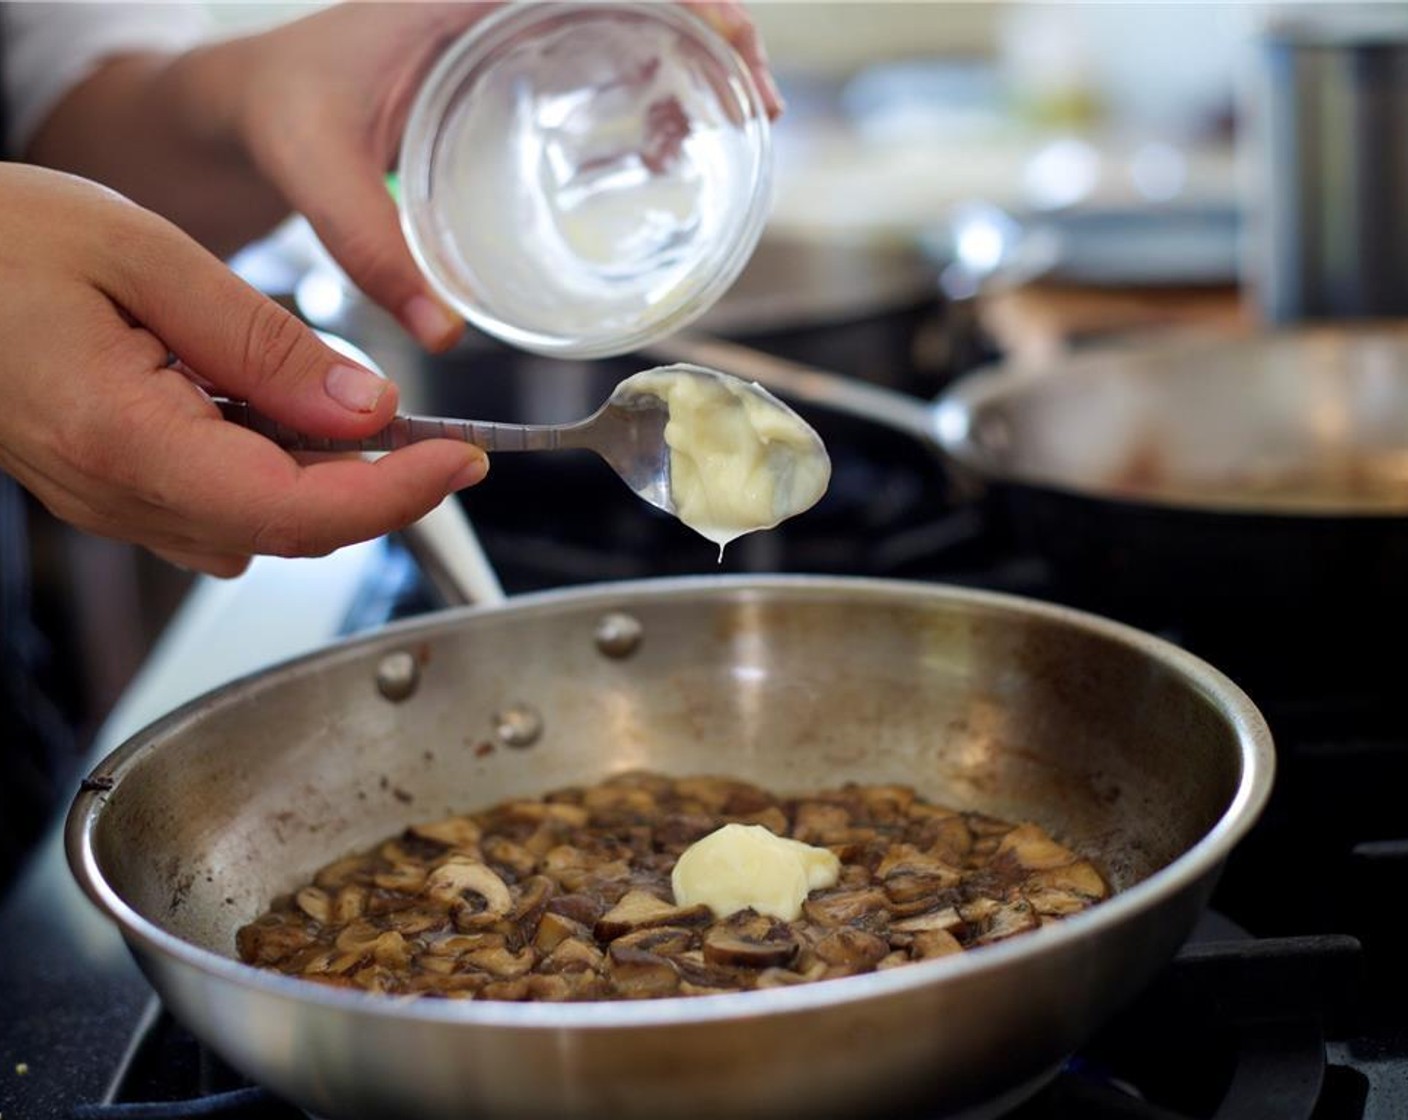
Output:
[450, 450, 489, 491]
[324, 363, 387, 413]
[402, 294, 463, 350]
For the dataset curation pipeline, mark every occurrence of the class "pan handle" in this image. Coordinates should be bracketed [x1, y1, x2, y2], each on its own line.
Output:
[643, 334, 940, 446]
[398, 498, 506, 609]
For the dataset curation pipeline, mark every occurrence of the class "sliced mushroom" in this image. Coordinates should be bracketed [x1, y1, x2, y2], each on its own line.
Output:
[480, 977, 532, 1001]
[813, 928, 888, 970]
[921, 815, 974, 864]
[482, 837, 537, 881]
[384, 907, 446, 936]
[1027, 860, 1108, 899]
[655, 813, 722, 852]
[614, 926, 696, 957]
[313, 853, 367, 890]
[995, 823, 1079, 871]
[333, 918, 384, 954]
[295, 887, 332, 924]
[371, 930, 412, 970]
[331, 885, 368, 924]
[373, 865, 427, 893]
[972, 899, 1039, 945]
[421, 931, 506, 958]
[237, 919, 316, 966]
[502, 800, 590, 829]
[545, 892, 606, 928]
[857, 784, 915, 824]
[352, 965, 395, 994]
[524, 974, 573, 1002]
[877, 950, 911, 970]
[792, 802, 852, 844]
[534, 911, 592, 954]
[702, 913, 799, 969]
[733, 806, 789, 838]
[511, 875, 556, 925]
[891, 906, 964, 935]
[409, 816, 482, 850]
[802, 887, 890, 929]
[1024, 886, 1095, 917]
[542, 937, 605, 974]
[424, 859, 513, 928]
[606, 947, 679, 998]
[912, 929, 964, 959]
[594, 890, 711, 941]
[583, 785, 657, 819]
[464, 945, 536, 979]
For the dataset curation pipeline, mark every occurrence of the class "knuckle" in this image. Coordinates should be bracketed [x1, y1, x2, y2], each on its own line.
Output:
[241, 300, 314, 392]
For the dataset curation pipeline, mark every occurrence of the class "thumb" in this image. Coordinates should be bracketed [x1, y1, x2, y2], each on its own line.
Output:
[100, 207, 399, 438]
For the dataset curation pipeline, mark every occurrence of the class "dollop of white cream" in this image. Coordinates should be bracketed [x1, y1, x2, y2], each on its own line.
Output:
[671, 822, 841, 921]
[621, 368, 831, 552]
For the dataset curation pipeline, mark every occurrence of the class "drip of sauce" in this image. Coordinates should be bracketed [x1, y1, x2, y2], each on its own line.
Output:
[671, 823, 841, 921]
[620, 369, 831, 554]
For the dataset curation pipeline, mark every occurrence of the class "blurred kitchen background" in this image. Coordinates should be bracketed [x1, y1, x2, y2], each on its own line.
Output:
[7, 0, 1407, 887]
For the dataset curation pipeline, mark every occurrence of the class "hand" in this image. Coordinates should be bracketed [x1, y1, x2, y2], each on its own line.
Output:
[214, 2, 782, 350]
[0, 165, 487, 577]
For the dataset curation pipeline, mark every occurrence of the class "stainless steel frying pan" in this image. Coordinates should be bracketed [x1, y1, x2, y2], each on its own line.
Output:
[67, 575, 1271, 1120]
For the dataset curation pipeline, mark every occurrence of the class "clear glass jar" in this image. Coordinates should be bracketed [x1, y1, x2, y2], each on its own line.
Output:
[398, 2, 773, 359]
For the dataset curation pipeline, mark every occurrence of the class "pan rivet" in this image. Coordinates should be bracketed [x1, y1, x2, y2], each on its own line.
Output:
[594, 612, 643, 659]
[495, 703, 543, 749]
[376, 651, 420, 702]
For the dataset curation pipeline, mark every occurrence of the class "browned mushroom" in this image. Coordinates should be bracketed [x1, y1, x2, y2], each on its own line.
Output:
[409, 816, 482, 850]
[813, 928, 888, 970]
[542, 937, 605, 974]
[891, 906, 964, 935]
[1027, 860, 1108, 899]
[613, 926, 697, 957]
[911, 929, 964, 959]
[424, 859, 513, 930]
[294, 887, 332, 925]
[972, 899, 1039, 945]
[802, 887, 890, 929]
[511, 875, 556, 925]
[464, 945, 536, 979]
[702, 912, 799, 969]
[792, 802, 852, 844]
[594, 890, 711, 941]
[534, 911, 591, 954]
[607, 946, 679, 998]
[482, 837, 537, 881]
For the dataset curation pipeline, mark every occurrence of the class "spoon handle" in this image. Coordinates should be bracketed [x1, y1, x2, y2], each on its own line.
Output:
[213, 399, 581, 453]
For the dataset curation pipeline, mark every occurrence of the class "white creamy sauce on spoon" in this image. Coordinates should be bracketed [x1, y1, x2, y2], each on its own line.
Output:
[619, 368, 831, 554]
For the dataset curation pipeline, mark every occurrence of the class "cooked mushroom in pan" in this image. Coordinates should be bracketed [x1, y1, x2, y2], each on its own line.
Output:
[236, 772, 1110, 1001]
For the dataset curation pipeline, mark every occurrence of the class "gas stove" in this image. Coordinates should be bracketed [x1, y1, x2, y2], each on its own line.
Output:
[4, 388, 1408, 1119]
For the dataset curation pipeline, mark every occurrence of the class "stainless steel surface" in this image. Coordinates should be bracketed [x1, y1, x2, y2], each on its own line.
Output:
[216, 363, 824, 526]
[1252, 8, 1408, 322]
[935, 324, 1408, 515]
[67, 576, 1272, 1120]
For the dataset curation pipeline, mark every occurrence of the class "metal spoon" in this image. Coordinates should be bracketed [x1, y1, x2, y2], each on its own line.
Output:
[213, 362, 812, 521]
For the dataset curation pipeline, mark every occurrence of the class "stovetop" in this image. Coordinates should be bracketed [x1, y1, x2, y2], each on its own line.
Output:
[6, 392, 1408, 1119]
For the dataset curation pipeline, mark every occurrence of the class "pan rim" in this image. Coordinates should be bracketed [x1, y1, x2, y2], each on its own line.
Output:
[67, 573, 1274, 1030]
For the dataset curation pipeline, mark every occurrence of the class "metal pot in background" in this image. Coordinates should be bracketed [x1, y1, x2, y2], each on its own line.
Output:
[933, 324, 1408, 699]
[1251, 6, 1408, 322]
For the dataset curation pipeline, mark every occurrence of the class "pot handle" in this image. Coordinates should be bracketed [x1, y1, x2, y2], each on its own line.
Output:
[399, 498, 506, 609]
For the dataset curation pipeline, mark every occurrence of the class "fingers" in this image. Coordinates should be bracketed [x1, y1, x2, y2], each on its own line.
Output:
[284, 140, 464, 353]
[151, 415, 489, 557]
[689, 2, 784, 119]
[152, 547, 253, 579]
[95, 208, 401, 439]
